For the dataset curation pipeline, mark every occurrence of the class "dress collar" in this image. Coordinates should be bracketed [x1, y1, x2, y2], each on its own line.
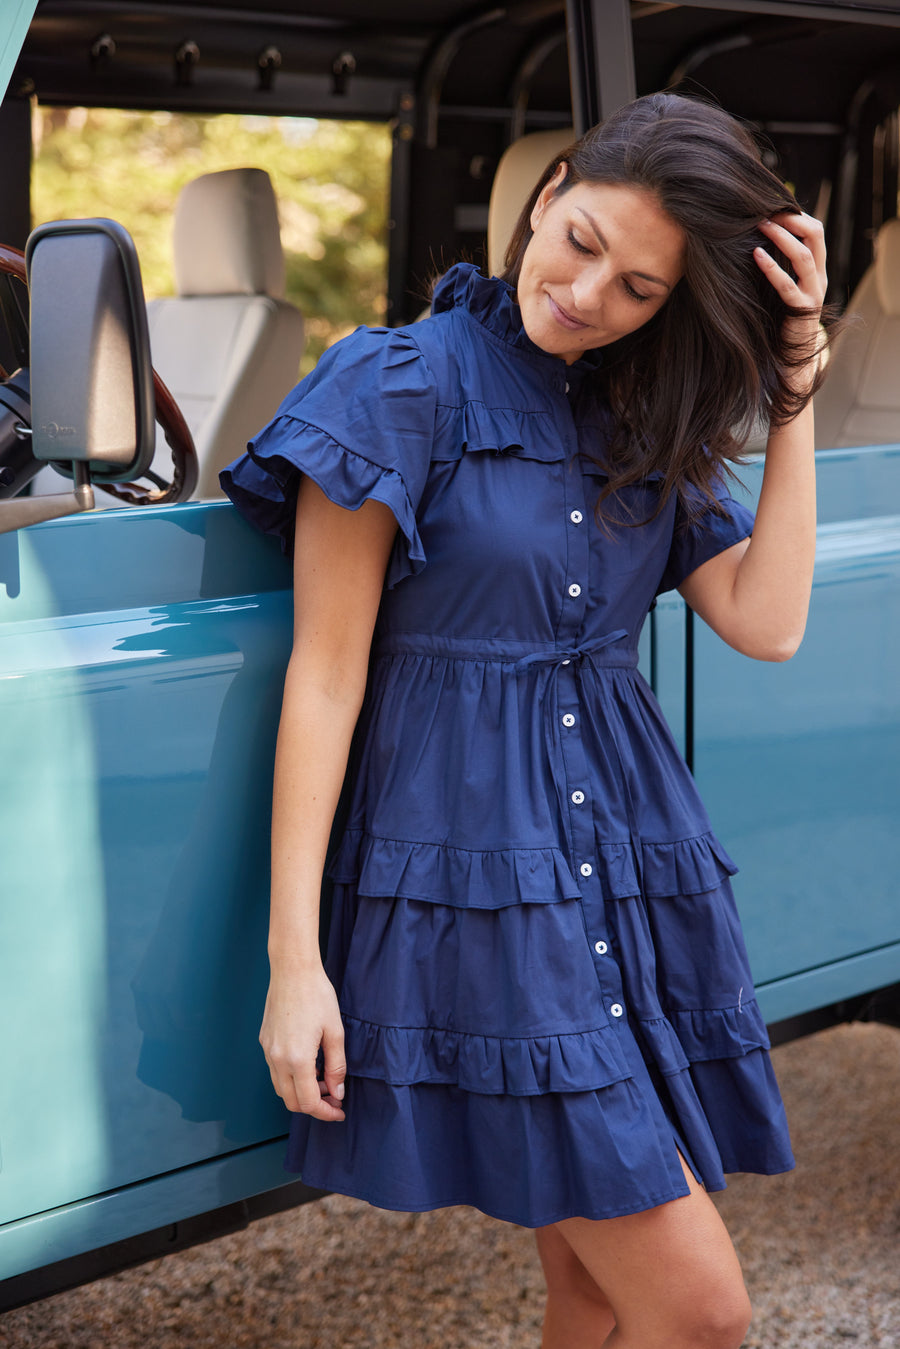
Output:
[430, 262, 603, 380]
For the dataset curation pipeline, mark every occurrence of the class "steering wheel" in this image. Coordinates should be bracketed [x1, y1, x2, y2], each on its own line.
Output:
[0, 240, 198, 504]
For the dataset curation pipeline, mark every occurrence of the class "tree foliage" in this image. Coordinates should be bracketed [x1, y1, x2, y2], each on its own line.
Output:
[32, 107, 391, 375]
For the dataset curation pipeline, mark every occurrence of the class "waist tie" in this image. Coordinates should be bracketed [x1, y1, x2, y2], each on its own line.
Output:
[512, 629, 630, 675]
[513, 629, 645, 895]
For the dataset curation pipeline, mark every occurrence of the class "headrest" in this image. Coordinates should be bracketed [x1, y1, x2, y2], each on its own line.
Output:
[173, 168, 286, 298]
[875, 217, 900, 317]
[487, 128, 575, 277]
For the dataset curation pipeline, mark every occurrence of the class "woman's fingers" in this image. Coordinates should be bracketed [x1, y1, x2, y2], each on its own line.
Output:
[754, 212, 829, 395]
[321, 1020, 347, 1112]
[301, 1073, 347, 1121]
[760, 212, 825, 271]
[270, 1054, 346, 1121]
[753, 244, 810, 307]
[755, 212, 827, 310]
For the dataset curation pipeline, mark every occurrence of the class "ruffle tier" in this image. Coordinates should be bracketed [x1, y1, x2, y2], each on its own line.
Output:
[327, 831, 756, 1073]
[339, 1003, 773, 1096]
[287, 1073, 695, 1227]
[329, 825, 737, 907]
[341, 1013, 632, 1095]
[329, 828, 582, 908]
[287, 1050, 794, 1225]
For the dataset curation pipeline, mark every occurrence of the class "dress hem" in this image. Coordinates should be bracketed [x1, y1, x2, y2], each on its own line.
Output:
[281, 1161, 697, 1229]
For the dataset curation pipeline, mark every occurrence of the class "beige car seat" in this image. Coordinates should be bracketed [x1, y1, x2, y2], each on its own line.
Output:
[29, 167, 304, 504]
[487, 128, 575, 277]
[814, 217, 900, 450]
[147, 167, 305, 498]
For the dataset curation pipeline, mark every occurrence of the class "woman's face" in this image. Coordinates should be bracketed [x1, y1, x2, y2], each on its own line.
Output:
[516, 169, 686, 364]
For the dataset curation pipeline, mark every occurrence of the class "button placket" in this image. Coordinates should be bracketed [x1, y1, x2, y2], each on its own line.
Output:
[556, 460, 624, 1020]
[558, 666, 623, 1012]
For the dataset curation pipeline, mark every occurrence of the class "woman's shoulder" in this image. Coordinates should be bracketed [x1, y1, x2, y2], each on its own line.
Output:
[275, 322, 436, 423]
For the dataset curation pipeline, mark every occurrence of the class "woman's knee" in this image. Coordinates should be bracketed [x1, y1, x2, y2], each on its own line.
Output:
[675, 1281, 752, 1349]
[537, 1223, 750, 1349]
[552, 1197, 752, 1349]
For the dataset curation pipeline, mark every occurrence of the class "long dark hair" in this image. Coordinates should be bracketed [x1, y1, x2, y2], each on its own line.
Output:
[503, 92, 835, 514]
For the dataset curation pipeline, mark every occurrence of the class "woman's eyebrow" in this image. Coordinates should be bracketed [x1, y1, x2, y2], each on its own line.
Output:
[575, 207, 672, 290]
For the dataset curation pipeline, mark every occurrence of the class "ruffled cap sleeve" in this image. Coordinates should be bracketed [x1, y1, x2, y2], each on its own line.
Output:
[657, 474, 754, 594]
[220, 325, 435, 587]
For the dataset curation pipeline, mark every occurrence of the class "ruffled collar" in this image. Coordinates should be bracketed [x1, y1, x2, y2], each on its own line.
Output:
[430, 262, 603, 381]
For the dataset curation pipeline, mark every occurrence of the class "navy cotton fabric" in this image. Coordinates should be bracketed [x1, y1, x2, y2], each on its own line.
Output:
[220, 262, 795, 1227]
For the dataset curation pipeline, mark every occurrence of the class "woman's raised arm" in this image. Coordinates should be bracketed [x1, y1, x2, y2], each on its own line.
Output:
[678, 211, 826, 662]
[261, 477, 398, 1121]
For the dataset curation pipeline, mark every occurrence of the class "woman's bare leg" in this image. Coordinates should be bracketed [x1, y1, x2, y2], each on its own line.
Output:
[536, 1222, 616, 1348]
[538, 1157, 751, 1349]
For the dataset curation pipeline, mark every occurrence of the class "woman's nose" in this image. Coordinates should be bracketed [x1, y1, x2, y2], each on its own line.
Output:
[571, 263, 610, 311]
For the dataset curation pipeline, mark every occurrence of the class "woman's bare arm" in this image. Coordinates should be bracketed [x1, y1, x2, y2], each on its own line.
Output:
[679, 212, 826, 662]
[678, 401, 815, 661]
[261, 476, 398, 1121]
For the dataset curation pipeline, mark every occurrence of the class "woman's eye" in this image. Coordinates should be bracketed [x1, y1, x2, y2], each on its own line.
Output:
[566, 229, 593, 255]
[623, 279, 652, 304]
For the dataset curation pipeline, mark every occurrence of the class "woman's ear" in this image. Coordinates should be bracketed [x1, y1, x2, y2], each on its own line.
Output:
[530, 162, 568, 232]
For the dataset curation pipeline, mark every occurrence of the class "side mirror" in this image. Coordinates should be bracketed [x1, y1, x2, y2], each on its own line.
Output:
[0, 218, 156, 533]
[26, 218, 156, 480]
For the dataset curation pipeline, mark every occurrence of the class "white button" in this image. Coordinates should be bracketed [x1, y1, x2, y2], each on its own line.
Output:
[568, 583, 582, 598]
[610, 1003, 624, 1018]
[571, 790, 585, 805]
[565, 381, 570, 393]
[594, 940, 608, 955]
[570, 510, 583, 525]
[562, 714, 575, 728]
[580, 862, 593, 878]
[561, 659, 571, 665]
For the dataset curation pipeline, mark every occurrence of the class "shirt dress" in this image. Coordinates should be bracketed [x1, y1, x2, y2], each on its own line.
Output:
[221, 261, 795, 1228]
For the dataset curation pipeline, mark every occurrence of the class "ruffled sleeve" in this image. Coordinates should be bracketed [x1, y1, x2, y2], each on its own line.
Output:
[657, 475, 754, 594]
[220, 325, 436, 588]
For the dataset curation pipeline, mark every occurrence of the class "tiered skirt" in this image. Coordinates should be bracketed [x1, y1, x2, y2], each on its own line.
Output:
[286, 653, 794, 1226]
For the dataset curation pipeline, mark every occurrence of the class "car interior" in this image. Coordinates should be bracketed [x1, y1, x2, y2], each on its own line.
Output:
[7, 0, 900, 499]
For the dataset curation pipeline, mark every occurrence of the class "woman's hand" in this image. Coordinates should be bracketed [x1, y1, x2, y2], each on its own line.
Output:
[260, 963, 347, 1121]
[754, 211, 828, 397]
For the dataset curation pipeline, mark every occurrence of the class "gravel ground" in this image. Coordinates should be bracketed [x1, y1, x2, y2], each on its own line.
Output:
[2, 1021, 899, 1348]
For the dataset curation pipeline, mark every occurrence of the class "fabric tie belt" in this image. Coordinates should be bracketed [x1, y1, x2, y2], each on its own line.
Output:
[511, 629, 630, 674]
[374, 631, 637, 666]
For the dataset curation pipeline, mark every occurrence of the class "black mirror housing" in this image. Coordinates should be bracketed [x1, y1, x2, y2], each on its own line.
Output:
[25, 218, 156, 482]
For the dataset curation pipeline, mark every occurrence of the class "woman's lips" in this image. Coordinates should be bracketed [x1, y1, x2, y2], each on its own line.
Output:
[547, 295, 587, 330]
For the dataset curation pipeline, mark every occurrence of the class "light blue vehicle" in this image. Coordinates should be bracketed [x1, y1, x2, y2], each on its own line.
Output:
[1, 0, 899, 1309]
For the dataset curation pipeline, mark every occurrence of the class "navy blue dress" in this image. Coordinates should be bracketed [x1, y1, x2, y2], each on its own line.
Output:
[221, 262, 795, 1227]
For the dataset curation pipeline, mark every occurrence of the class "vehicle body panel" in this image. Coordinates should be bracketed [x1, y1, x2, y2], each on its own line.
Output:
[651, 449, 900, 1023]
[0, 507, 293, 1253]
[0, 1, 39, 103]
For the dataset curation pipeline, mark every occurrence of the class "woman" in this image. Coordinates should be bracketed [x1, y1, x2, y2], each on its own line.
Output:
[221, 92, 829, 1348]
